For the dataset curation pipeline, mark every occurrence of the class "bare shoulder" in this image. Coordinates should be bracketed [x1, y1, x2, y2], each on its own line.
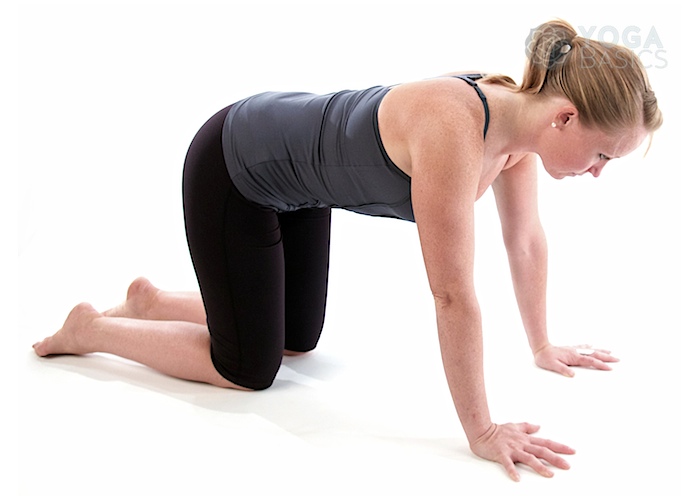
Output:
[378, 76, 487, 175]
[501, 152, 536, 173]
[492, 153, 542, 238]
[493, 153, 538, 199]
[382, 76, 485, 122]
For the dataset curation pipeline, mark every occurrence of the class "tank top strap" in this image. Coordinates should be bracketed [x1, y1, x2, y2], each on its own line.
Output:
[451, 74, 490, 140]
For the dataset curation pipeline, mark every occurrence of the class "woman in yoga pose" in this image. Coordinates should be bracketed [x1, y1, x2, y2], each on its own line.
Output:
[33, 20, 661, 481]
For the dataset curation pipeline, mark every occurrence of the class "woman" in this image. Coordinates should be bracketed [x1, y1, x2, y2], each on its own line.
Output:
[33, 20, 662, 481]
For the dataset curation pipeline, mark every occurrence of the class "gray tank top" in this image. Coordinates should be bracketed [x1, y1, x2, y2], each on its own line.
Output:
[221, 75, 489, 222]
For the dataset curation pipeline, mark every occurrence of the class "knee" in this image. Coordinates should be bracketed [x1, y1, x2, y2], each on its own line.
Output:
[210, 350, 280, 391]
[283, 348, 314, 357]
[283, 331, 321, 355]
[215, 368, 277, 391]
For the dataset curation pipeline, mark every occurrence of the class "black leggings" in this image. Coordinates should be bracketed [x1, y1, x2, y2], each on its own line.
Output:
[182, 106, 332, 390]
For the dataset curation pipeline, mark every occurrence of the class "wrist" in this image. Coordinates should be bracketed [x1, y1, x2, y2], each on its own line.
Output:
[466, 420, 496, 444]
[471, 422, 497, 444]
[531, 341, 551, 356]
[523, 326, 550, 355]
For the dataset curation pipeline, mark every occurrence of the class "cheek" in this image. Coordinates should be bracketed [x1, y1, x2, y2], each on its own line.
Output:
[544, 147, 576, 171]
[541, 136, 591, 175]
[556, 142, 593, 172]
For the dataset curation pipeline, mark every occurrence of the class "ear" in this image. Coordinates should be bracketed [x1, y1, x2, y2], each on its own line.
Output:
[553, 106, 579, 128]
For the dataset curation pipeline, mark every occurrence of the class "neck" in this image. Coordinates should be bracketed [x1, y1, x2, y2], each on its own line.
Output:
[483, 85, 557, 157]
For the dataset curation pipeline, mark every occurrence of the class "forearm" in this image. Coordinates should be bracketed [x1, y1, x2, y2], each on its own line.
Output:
[435, 299, 492, 443]
[506, 235, 550, 354]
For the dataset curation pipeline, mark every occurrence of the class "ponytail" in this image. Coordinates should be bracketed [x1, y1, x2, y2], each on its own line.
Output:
[520, 20, 578, 94]
[482, 19, 663, 134]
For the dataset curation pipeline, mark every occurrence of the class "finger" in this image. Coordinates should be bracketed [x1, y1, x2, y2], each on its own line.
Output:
[517, 422, 541, 434]
[539, 357, 575, 377]
[500, 456, 521, 482]
[530, 437, 576, 455]
[513, 450, 554, 478]
[525, 444, 572, 470]
[576, 354, 613, 371]
[592, 351, 620, 363]
[554, 360, 576, 378]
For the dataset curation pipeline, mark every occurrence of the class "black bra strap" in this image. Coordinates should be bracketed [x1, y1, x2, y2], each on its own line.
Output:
[451, 74, 490, 139]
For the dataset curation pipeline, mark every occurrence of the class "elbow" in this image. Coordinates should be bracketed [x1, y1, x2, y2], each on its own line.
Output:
[503, 231, 548, 260]
[431, 288, 483, 340]
[432, 290, 455, 309]
[431, 288, 480, 313]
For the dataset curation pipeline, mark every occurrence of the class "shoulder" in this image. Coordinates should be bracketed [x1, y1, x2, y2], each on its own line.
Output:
[379, 77, 487, 170]
[384, 76, 485, 122]
[492, 153, 542, 239]
[493, 153, 538, 197]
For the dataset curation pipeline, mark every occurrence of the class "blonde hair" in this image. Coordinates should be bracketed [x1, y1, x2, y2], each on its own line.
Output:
[483, 20, 663, 134]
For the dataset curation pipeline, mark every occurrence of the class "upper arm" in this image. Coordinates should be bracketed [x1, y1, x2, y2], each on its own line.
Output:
[401, 81, 484, 304]
[491, 153, 545, 249]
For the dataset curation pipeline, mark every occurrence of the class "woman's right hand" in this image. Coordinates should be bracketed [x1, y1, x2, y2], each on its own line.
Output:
[469, 422, 575, 481]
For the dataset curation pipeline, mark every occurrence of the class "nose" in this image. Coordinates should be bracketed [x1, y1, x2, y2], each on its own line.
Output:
[589, 165, 604, 177]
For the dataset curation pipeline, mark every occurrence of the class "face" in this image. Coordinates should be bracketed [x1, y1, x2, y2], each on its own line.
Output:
[540, 110, 648, 180]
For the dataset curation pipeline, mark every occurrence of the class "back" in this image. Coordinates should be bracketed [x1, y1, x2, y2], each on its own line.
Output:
[221, 87, 415, 221]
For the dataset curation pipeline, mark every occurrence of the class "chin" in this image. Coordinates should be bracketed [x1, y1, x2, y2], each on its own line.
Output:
[541, 156, 575, 180]
[543, 164, 566, 180]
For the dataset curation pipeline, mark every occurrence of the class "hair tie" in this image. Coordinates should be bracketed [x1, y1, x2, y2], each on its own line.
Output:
[548, 40, 572, 68]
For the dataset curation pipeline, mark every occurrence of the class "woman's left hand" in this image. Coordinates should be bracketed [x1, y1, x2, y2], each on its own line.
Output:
[533, 344, 620, 377]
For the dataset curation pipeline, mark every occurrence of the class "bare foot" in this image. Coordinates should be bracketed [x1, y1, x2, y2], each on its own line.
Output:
[103, 277, 160, 320]
[33, 302, 102, 356]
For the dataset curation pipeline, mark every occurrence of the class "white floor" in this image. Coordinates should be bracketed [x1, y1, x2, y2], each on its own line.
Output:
[13, 1, 696, 499]
[15, 208, 694, 500]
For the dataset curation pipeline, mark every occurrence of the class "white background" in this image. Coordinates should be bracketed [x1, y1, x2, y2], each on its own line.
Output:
[10, 0, 697, 498]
